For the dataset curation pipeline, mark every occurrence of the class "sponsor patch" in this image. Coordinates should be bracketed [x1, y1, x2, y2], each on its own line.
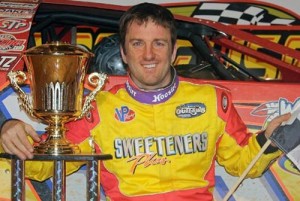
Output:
[115, 106, 135, 122]
[175, 102, 206, 118]
[221, 93, 229, 113]
[85, 111, 94, 123]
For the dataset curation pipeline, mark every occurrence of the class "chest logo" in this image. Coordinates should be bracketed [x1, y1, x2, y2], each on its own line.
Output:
[175, 103, 206, 118]
[115, 106, 135, 122]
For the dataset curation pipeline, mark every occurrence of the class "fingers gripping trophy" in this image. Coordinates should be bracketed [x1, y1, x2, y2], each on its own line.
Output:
[8, 41, 107, 155]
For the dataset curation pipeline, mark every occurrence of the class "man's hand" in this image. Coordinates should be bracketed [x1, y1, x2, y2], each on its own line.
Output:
[0, 120, 40, 160]
[264, 113, 291, 143]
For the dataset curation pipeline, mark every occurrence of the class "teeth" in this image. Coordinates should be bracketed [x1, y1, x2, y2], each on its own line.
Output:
[144, 64, 156, 68]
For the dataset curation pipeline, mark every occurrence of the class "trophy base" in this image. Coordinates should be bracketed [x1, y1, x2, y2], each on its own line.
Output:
[34, 142, 81, 155]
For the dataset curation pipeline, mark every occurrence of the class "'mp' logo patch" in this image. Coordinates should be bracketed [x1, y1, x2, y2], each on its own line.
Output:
[115, 106, 135, 122]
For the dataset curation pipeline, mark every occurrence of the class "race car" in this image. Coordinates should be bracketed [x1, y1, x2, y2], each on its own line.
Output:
[0, 0, 299, 200]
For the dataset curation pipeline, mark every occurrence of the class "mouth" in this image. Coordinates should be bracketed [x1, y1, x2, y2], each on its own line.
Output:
[143, 64, 156, 69]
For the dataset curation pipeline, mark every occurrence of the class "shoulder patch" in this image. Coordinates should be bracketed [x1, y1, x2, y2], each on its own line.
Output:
[221, 92, 229, 113]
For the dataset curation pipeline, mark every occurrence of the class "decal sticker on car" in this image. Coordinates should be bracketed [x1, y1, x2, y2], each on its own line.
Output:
[0, 53, 20, 71]
[0, 18, 31, 34]
[0, 34, 25, 51]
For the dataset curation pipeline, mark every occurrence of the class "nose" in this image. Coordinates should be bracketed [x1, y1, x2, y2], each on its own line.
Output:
[143, 44, 155, 60]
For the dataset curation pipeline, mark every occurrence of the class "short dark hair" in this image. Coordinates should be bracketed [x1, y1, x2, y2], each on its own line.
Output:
[119, 3, 177, 52]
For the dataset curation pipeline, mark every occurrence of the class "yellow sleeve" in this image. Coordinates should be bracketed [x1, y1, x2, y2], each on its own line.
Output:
[217, 133, 282, 178]
[0, 143, 4, 153]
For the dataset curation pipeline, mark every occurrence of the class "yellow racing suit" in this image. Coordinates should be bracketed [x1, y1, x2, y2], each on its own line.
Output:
[21, 73, 281, 201]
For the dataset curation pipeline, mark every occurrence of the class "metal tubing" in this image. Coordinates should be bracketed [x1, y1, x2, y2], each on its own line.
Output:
[86, 160, 100, 201]
[53, 160, 66, 201]
[0, 153, 112, 201]
[11, 158, 25, 201]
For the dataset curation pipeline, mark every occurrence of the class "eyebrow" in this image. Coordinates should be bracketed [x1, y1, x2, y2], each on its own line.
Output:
[128, 38, 169, 43]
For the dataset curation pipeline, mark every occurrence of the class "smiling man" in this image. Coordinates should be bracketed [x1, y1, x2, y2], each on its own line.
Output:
[0, 3, 291, 201]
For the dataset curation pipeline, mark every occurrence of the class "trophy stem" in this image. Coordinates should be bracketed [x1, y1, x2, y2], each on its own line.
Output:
[34, 116, 80, 155]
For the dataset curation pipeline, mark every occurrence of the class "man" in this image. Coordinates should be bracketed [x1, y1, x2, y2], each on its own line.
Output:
[0, 3, 290, 201]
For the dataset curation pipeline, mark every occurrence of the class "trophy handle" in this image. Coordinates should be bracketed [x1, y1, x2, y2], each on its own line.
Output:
[77, 72, 107, 120]
[7, 71, 34, 117]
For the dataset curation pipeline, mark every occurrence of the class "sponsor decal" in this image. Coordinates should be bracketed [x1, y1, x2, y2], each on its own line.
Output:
[114, 132, 208, 174]
[0, 8, 35, 19]
[277, 156, 300, 176]
[175, 102, 206, 118]
[0, 2, 38, 9]
[114, 106, 135, 122]
[0, 53, 20, 71]
[251, 97, 300, 126]
[0, 34, 26, 51]
[0, 18, 31, 34]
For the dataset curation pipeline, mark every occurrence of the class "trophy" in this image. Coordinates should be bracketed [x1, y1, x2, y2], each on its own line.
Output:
[8, 41, 107, 155]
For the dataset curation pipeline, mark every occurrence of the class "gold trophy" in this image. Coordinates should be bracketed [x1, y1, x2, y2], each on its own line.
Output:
[7, 41, 107, 155]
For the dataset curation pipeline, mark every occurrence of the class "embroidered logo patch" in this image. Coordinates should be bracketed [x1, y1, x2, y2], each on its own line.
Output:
[175, 103, 206, 118]
[221, 93, 229, 113]
[115, 106, 135, 122]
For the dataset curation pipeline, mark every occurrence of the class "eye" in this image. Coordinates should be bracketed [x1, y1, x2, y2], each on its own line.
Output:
[132, 40, 143, 47]
[153, 40, 167, 48]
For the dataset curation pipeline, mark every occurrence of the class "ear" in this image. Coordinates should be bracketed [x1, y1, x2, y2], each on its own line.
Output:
[120, 45, 128, 64]
[171, 43, 177, 63]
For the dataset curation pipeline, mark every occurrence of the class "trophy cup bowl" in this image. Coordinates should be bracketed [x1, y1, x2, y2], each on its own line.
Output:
[8, 41, 107, 155]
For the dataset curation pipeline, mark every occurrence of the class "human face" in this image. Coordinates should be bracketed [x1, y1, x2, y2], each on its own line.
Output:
[121, 20, 177, 90]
